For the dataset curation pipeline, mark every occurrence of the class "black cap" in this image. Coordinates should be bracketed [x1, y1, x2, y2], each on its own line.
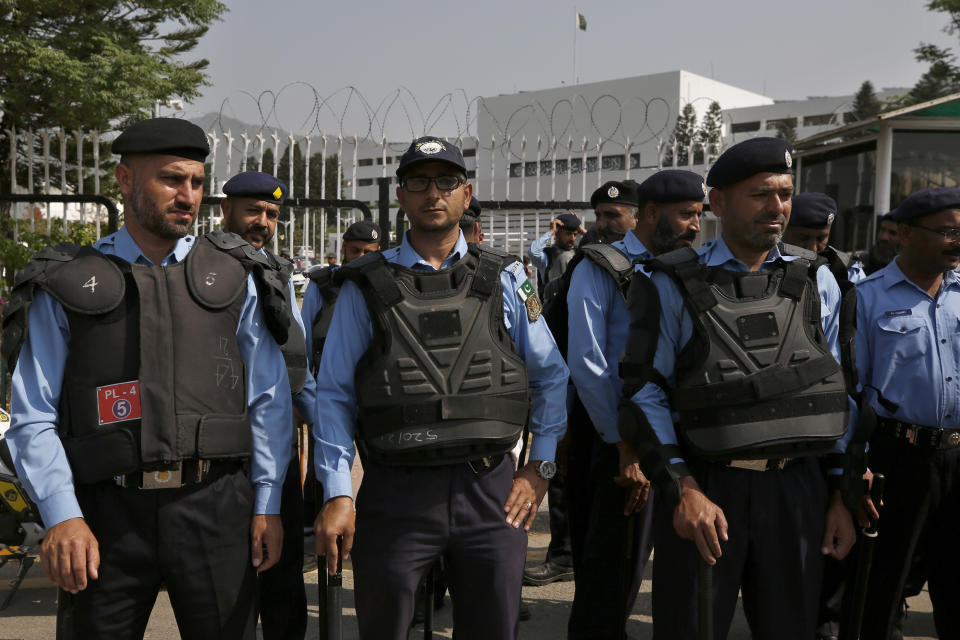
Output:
[112, 117, 209, 162]
[706, 137, 793, 188]
[590, 180, 640, 208]
[890, 187, 960, 222]
[556, 212, 582, 230]
[396, 136, 467, 178]
[637, 170, 706, 204]
[788, 193, 838, 229]
[342, 220, 381, 243]
[223, 171, 288, 204]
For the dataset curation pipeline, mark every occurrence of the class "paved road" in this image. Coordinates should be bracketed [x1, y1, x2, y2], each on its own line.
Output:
[0, 453, 940, 638]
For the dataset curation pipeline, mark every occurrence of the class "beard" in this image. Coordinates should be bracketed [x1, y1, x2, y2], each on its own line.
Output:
[651, 216, 697, 254]
[596, 225, 625, 244]
[130, 179, 194, 240]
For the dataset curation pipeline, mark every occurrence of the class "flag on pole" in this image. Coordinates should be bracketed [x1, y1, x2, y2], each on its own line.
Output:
[576, 11, 587, 31]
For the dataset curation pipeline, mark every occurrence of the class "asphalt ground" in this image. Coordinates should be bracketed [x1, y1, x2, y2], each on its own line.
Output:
[0, 455, 940, 639]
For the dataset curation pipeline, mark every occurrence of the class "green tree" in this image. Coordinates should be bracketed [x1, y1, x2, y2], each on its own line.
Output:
[697, 101, 723, 163]
[0, 0, 227, 252]
[885, 0, 960, 108]
[774, 118, 798, 143]
[664, 103, 698, 166]
[844, 81, 884, 123]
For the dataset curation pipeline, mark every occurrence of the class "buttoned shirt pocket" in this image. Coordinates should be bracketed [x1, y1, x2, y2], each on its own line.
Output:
[875, 315, 929, 367]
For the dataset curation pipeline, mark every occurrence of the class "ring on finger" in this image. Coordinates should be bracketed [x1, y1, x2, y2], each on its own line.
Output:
[524, 501, 533, 509]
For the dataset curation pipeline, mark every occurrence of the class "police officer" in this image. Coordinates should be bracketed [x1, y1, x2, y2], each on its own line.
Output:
[221, 171, 318, 640]
[849, 212, 901, 282]
[529, 212, 586, 288]
[460, 197, 484, 243]
[856, 187, 960, 639]
[782, 192, 837, 253]
[565, 171, 703, 638]
[1, 118, 293, 639]
[619, 137, 857, 640]
[313, 136, 568, 639]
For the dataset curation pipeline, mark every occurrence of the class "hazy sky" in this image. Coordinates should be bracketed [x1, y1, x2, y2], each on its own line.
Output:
[179, 0, 957, 138]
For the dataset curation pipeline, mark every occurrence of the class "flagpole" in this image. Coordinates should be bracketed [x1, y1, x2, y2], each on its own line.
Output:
[573, 6, 577, 85]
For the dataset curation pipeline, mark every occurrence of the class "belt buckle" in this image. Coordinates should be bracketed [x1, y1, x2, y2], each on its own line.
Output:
[728, 459, 767, 472]
[942, 430, 960, 449]
[140, 463, 183, 490]
[468, 457, 492, 474]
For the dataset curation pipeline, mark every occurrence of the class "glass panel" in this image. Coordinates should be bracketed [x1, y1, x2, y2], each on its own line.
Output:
[799, 140, 877, 252]
[890, 130, 960, 207]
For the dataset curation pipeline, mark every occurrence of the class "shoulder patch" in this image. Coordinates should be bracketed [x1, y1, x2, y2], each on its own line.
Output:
[516, 278, 542, 322]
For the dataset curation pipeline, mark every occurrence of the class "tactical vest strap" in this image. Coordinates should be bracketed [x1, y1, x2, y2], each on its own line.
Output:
[674, 354, 841, 410]
[618, 362, 670, 393]
[682, 391, 848, 431]
[581, 243, 635, 299]
[358, 394, 529, 435]
[340, 253, 404, 308]
[470, 251, 502, 298]
[779, 260, 810, 300]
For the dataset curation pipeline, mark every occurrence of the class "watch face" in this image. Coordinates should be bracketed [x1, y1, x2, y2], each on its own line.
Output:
[539, 460, 557, 479]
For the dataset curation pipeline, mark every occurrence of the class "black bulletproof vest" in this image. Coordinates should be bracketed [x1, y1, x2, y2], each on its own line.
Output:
[1, 234, 289, 485]
[339, 245, 530, 466]
[544, 245, 576, 284]
[651, 247, 849, 460]
[264, 252, 307, 394]
[307, 266, 340, 376]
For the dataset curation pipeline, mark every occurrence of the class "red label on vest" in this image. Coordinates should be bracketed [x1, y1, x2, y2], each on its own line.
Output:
[96, 380, 142, 425]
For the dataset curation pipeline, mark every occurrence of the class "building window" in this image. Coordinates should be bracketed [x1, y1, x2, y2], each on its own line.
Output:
[555, 159, 568, 175]
[731, 121, 761, 133]
[358, 178, 374, 186]
[358, 158, 374, 167]
[630, 153, 640, 169]
[510, 163, 523, 178]
[463, 148, 476, 158]
[570, 158, 583, 175]
[466, 170, 475, 179]
[766, 117, 797, 131]
[525, 162, 538, 177]
[586, 156, 598, 173]
[803, 113, 838, 127]
[540, 161, 553, 176]
[602, 154, 625, 171]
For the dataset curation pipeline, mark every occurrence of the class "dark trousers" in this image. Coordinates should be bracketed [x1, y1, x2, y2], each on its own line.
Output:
[861, 434, 960, 639]
[351, 455, 527, 640]
[258, 449, 307, 640]
[651, 457, 827, 640]
[56, 466, 257, 640]
[566, 426, 655, 639]
[546, 470, 573, 566]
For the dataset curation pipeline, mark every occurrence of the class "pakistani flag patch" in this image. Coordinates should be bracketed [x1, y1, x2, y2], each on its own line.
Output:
[517, 278, 542, 322]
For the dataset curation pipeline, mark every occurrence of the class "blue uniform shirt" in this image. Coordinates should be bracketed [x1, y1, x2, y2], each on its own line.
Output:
[8, 226, 293, 527]
[855, 259, 960, 428]
[629, 236, 855, 461]
[314, 231, 569, 502]
[567, 231, 653, 443]
[528, 230, 554, 279]
[286, 277, 318, 425]
[848, 261, 867, 283]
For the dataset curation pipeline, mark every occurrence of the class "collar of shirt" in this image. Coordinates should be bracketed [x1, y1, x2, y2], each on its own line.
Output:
[391, 230, 469, 270]
[700, 235, 793, 271]
[94, 225, 194, 266]
[880, 257, 960, 293]
[618, 231, 653, 261]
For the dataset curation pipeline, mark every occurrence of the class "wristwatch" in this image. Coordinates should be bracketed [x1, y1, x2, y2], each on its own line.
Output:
[535, 460, 557, 480]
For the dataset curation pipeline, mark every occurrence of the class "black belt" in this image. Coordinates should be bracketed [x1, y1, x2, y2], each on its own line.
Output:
[467, 454, 504, 474]
[876, 417, 960, 450]
[115, 459, 244, 489]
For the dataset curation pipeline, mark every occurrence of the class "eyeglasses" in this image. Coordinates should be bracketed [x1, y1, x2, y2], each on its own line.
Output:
[401, 175, 464, 193]
[907, 223, 960, 242]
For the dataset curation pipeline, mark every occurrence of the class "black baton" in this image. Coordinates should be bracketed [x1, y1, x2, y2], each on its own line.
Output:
[698, 558, 713, 640]
[840, 473, 885, 640]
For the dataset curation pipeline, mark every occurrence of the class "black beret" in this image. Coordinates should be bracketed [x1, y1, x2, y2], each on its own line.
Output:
[112, 117, 209, 162]
[890, 187, 960, 222]
[342, 220, 381, 243]
[556, 212, 581, 230]
[637, 170, 706, 204]
[223, 171, 288, 204]
[396, 136, 467, 178]
[590, 180, 640, 208]
[788, 193, 837, 229]
[706, 137, 793, 188]
[463, 197, 481, 222]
